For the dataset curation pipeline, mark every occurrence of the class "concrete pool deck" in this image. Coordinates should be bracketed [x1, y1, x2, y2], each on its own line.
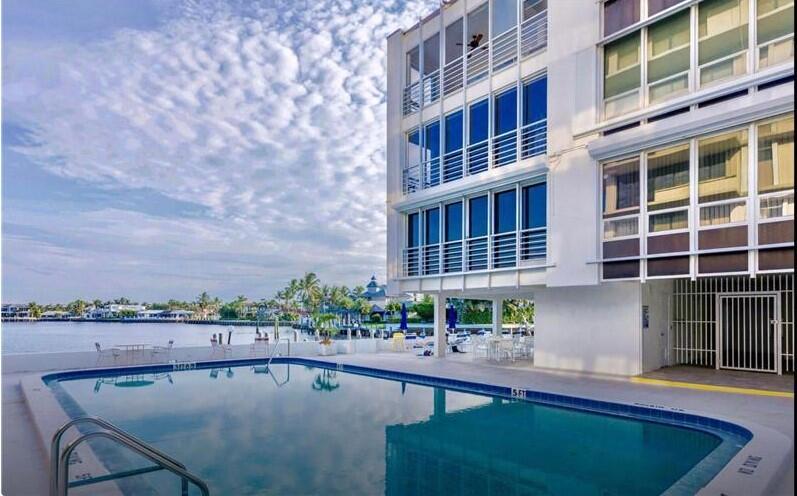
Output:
[2, 345, 794, 495]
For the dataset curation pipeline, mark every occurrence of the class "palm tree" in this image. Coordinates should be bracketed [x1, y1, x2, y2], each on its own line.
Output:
[357, 299, 372, 324]
[195, 292, 213, 319]
[27, 302, 43, 319]
[298, 272, 322, 314]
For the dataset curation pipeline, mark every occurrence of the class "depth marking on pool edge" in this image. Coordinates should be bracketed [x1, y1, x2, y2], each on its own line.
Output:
[737, 455, 763, 475]
[171, 361, 197, 371]
[510, 387, 527, 399]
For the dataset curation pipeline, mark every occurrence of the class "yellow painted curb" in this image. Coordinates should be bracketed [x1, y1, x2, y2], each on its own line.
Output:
[630, 377, 794, 398]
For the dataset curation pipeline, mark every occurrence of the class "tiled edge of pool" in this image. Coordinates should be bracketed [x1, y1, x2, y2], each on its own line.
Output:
[34, 356, 785, 496]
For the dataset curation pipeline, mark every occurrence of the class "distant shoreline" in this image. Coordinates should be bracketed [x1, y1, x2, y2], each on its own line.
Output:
[1, 318, 297, 327]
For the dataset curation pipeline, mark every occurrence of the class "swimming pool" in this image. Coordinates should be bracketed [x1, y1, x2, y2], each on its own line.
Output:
[45, 358, 749, 495]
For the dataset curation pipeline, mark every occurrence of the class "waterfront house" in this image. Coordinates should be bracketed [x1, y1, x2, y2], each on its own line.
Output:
[39, 310, 72, 320]
[1, 304, 31, 320]
[385, 0, 794, 375]
[136, 309, 166, 319]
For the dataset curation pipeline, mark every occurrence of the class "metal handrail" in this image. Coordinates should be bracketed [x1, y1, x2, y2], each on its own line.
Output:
[266, 337, 291, 369]
[51, 416, 209, 496]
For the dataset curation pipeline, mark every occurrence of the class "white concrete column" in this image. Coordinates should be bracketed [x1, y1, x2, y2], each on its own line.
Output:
[492, 298, 504, 336]
[433, 293, 447, 358]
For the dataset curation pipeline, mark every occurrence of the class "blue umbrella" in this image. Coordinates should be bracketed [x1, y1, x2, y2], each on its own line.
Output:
[447, 305, 458, 330]
[399, 303, 408, 331]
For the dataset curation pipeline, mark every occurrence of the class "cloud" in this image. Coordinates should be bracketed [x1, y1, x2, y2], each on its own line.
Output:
[2, 0, 437, 301]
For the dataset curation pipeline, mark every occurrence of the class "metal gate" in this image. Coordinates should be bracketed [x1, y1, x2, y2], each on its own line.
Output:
[670, 274, 794, 374]
[717, 293, 781, 374]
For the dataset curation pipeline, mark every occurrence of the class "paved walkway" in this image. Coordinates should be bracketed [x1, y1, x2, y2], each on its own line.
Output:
[639, 365, 794, 394]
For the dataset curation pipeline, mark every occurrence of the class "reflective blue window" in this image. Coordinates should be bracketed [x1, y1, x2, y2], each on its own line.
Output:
[494, 88, 517, 135]
[445, 202, 463, 241]
[423, 121, 440, 160]
[494, 190, 517, 233]
[523, 76, 547, 124]
[523, 183, 547, 229]
[408, 213, 420, 247]
[407, 129, 421, 167]
[469, 100, 489, 144]
[425, 208, 440, 245]
[469, 196, 488, 237]
[445, 111, 464, 153]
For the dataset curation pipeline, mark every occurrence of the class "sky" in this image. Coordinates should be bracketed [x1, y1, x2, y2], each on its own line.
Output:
[2, 0, 437, 304]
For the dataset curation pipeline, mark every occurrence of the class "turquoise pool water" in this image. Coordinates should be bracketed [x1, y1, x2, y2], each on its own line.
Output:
[49, 362, 741, 495]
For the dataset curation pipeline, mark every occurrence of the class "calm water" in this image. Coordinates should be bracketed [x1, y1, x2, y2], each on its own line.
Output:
[1, 321, 276, 354]
[50, 363, 728, 495]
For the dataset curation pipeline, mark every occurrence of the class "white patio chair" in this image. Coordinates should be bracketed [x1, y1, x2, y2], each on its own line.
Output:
[473, 336, 489, 358]
[495, 339, 515, 363]
[95, 343, 121, 366]
[151, 340, 174, 362]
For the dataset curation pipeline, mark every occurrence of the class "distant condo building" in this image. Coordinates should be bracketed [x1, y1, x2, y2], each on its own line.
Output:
[386, 0, 794, 375]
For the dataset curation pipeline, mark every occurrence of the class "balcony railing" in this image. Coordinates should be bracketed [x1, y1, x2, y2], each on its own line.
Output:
[401, 226, 548, 277]
[401, 119, 547, 194]
[520, 11, 547, 57]
[401, 11, 548, 117]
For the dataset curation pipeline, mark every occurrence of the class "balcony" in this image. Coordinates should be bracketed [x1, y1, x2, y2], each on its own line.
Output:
[401, 227, 547, 277]
[401, 117, 547, 194]
[402, 10, 547, 117]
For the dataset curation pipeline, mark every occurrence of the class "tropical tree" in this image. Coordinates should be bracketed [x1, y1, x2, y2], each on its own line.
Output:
[298, 272, 322, 314]
[27, 302, 42, 319]
[195, 292, 215, 319]
[357, 299, 372, 323]
[385, 301, 401, 317]
[67, 299, 89, 316]
[412, 295, 434, 322]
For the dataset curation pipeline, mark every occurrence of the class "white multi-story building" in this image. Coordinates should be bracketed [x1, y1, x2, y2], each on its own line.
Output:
[386, 0, 794, 376]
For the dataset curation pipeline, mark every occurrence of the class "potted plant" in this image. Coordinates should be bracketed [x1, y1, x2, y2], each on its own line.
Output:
[316, 313, 338, 356]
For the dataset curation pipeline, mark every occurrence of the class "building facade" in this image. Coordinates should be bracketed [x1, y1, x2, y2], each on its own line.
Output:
[386, 0, 794, 375]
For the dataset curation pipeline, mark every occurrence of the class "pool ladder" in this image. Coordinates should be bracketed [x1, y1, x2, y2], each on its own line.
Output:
[266, 337, 291, 369]
[51, 416, 210, 496]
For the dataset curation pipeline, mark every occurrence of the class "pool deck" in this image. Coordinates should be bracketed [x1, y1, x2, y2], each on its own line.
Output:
[2, 346, 794, 495]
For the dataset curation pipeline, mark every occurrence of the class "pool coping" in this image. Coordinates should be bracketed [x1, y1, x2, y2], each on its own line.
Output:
[25, 356, 793, 496]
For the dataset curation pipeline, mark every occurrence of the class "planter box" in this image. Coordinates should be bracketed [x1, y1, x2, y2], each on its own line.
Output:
[318, 343, 337, 356]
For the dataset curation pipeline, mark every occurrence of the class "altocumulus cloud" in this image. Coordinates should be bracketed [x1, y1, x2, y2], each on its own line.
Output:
[2, 0, 437, 301]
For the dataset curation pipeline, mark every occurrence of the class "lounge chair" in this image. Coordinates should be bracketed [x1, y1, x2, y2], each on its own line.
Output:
[151, 340, 174, 361]
[95, 343, 121, 366]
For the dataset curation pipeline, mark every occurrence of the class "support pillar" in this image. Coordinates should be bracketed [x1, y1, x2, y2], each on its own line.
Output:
[433, 293, 447, 358]
[492, 298, 503, 336]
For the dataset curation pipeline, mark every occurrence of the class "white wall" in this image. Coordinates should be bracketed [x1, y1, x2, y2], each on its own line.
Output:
[641, 279, 674, 372]
[534, 282, 643, 376]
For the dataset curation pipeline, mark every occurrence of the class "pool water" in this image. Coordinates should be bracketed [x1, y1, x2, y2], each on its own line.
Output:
[50, 362, 737, 495]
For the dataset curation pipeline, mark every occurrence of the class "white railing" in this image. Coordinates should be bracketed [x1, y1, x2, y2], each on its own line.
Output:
[403, 122, 547, 195]
[466, 43, 490, 85]
[467, 236, 489, 271]
[467, 139, 489, 175]
[423, 158, 441, 189]
[492, 232, 517, 268]
[443, 240, 464, 273]
[422, 244, 441, 275]
[492, 27, 518, 72]
[402, 229, 547, 276]
[403, 247, 421, 276]
[493, 129, 518, 167]
[520, 227, 547, 262]
[520, 118, 547, 158]
[520, 11, 547, 57]
[422, 70, 441, 105]
[442, 149, 465, 183]
[442, 57, 464, 96]
[402, 82, 421, 116]
[402, 164, 421, 194]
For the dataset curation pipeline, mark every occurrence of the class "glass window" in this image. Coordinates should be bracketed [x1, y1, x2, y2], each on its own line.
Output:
[408, 213, 420, 247]
[493, 0, 518, 37]
[698, 129, 748, 203]
[647, 144, 690, 211]
[406, 46, 420, 85]
[467, 4, 489, 51]
[760, 193, 795, 218]
[423, 33, 440, 76]
[603, 159, 640, 216]
[757, 0, 795, 68]
[425, 208, 440, 245]
[649, 0, 687, 15]
[445, 19, 464, 64]
[523, 76, 547, 124]
[649, 211, 688, 232]
[523, 183, 547, 229]
[604, 0, 640, 36]
[423, 121, 440, 162]
[604, 217, 639, 239]
[407, 129, 421, 167]
[494, 88, 518, 135]
[469, 99, 489, 144]
[494, 190, 517, 233]
[523, 0, 547, 21]
[700, 200, 747, 225]
[758, 116, 794, 194]
[647, 11, 690, 103]
[698, 0, 749, 87]
[445, 110, 464, 153]
[445, 202, 463, 241]
[604, 33, 641, 118]
[469, 196, 489, 237]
